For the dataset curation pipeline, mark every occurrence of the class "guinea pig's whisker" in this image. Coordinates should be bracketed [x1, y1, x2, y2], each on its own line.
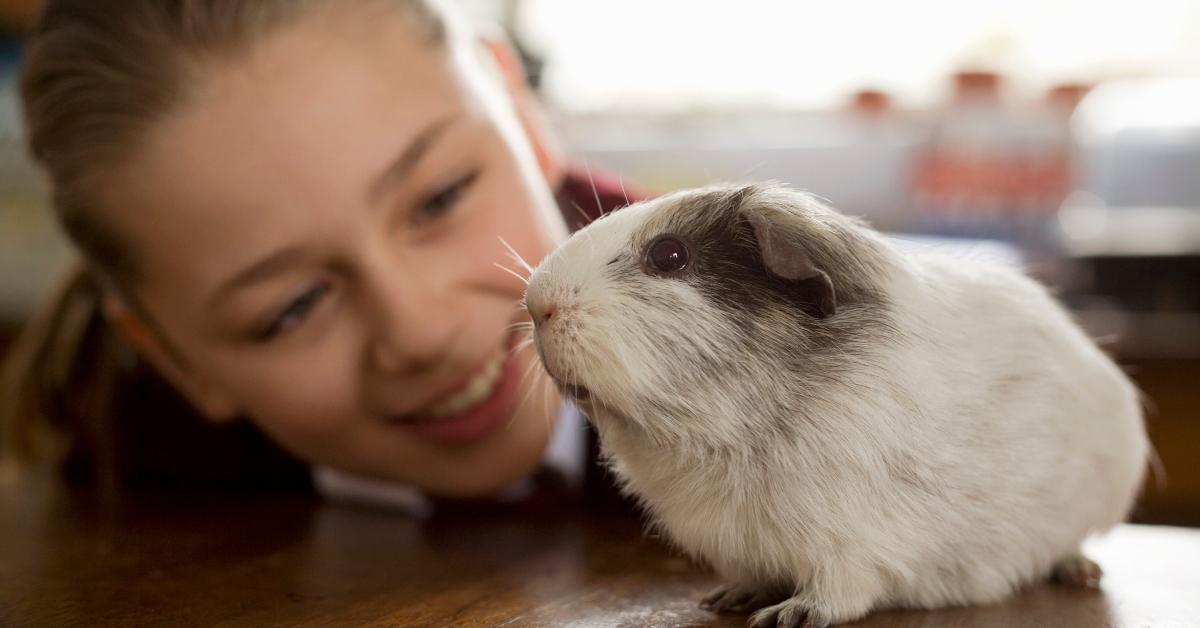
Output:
[510, 336, 536, 358]
[541, 371, 551, 429]
[583, 160, 605, 218]
[566, 202, 598, 255]
[569, 200, 592, 225]
[493, 262, 529, 285]
[618, 171, 630, 207]
[519, 345, 544, 381]
[506, 320, 535, 333]
[507, 330, 535, 347]
[509, 356, 549, 430]
[738, 159, 769, 180]
[516, 358, 542, 396]
[564, 345, 592, 404]
[539, 371, 554, 433]
[497, 236, 535, 275]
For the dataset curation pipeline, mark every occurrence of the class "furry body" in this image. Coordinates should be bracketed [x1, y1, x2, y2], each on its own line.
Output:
[526, 184, 1147, 626]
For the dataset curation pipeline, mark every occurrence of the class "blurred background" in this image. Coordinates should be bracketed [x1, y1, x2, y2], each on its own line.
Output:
[0, 1, 1197, 524]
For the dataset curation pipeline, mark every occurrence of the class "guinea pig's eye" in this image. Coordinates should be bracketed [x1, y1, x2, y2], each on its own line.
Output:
[645, 235, 690, 274]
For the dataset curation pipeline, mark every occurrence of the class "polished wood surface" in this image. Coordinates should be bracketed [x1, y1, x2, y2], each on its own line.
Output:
[1, 469, 1198, 628]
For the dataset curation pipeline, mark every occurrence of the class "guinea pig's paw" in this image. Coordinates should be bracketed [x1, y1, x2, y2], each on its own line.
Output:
[1050, 552, 1103, 589]
[700, 582, 789, 614]
[747, 577, 881, 628]
[747, 596, 831, 628]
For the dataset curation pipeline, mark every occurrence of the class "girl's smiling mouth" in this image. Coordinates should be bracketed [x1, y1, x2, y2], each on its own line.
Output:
[420, 351, 506, 419]
[388, 329, 528, 445]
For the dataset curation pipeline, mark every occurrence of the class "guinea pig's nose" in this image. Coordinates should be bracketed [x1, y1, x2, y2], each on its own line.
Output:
[530, 302, 555, 327]
[525, 290, 554, 328]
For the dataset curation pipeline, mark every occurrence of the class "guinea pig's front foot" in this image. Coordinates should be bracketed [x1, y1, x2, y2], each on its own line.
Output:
[700, 582, 789, 614]
[747, 596, 832, 628]
[1050, 552, 1103, 589]
[745, 567, 880, 628]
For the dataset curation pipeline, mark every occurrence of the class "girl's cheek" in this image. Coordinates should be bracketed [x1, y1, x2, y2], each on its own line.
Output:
[225, 339, 362, 440]
[245, 381, 362, 462]
[256, 380, 355, 436]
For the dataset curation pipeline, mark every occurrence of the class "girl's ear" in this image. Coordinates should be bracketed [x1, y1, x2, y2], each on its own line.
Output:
[477, 30, 564, 190]
[102, 295, 241, 423]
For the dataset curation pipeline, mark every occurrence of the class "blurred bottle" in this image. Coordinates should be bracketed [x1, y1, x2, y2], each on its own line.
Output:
[910, 72, 1085, 259]
[850, 89, 891, 118]
[1017, 85, 1089, 216]
[911, 71, 1011, 236]
[838, 88, 917, 231]
[845, 89, 907, 139]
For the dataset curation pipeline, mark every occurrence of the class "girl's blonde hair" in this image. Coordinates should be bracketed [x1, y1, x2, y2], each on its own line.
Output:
[2, 0, 446, 484]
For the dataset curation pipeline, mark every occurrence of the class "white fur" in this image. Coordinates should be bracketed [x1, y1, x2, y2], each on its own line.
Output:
[525, 184, 1148, 626]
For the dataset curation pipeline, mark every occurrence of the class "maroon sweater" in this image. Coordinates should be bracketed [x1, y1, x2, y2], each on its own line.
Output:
[557, 165, 643, 230]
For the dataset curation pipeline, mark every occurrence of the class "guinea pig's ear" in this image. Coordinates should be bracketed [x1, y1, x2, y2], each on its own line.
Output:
[743, 208, 837, 319]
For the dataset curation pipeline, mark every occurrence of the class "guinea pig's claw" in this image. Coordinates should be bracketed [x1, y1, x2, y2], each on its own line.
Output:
[747, 596, 830, 628]
[700, 582, 787, 614]
[1051, 553, 1103, 589]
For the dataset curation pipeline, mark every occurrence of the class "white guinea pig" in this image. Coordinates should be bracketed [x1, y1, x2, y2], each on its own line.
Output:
[524, 183, 1149, 628]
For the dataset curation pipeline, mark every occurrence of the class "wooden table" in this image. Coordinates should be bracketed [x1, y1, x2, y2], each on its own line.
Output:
[2, 468, 1198, 628]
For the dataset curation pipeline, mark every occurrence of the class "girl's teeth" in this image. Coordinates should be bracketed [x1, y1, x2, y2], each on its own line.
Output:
[424, 353, 505, 419]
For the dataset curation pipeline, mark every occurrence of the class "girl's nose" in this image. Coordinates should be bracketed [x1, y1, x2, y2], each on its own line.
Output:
[364, 269, 455, 377]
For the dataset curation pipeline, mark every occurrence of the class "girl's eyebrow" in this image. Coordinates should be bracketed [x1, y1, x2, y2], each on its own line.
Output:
[367, 113, 459, 205]
[208, 246, 313, 309]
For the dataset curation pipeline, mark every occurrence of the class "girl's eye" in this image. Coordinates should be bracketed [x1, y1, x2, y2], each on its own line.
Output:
[416, 170, 479, 223]
[255, 283, 330, 342]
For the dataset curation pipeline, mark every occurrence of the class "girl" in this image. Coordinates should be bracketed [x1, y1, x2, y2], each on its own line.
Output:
[1, 0, 632, 500]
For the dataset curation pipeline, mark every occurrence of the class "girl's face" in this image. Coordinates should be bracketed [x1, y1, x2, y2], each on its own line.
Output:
[101, 10, 567, 497]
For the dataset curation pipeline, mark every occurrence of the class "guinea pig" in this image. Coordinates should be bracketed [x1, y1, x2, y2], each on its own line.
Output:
[524, 183, 1148, 628]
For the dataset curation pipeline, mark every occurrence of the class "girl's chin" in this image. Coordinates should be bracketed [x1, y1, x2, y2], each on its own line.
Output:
[417, 437, 550, 498]
[439, 387, 563, 497]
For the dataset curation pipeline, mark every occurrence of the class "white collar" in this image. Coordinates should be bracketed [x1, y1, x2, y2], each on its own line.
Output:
[312, 402, 586, 515]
